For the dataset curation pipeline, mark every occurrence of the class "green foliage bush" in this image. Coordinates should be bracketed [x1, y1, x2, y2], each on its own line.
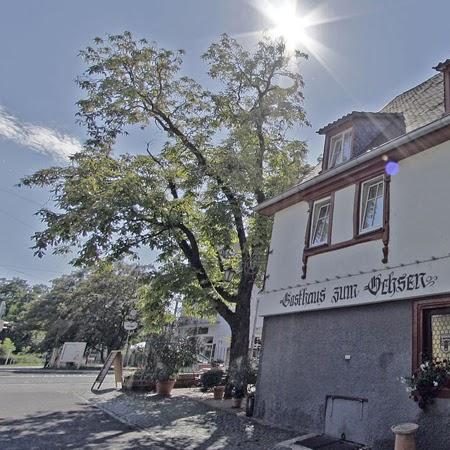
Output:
[145, 332, 198, 382]
[200, 369, 224, 391]
[0, 338, 15, 356]
[11, 353, 43, 366]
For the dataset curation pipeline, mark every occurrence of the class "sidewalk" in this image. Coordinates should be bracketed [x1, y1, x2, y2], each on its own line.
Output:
[85, 387, 298, 450]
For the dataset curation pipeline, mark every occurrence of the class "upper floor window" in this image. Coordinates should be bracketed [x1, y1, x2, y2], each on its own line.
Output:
[360, 176, 384, 234]
[328, 129, 352, 168]
[310, 197, 331, 247]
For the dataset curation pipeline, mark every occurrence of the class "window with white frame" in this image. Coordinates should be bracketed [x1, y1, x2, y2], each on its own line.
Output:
[328, 129, 353, 168]
[310, 197, 331, 247]
[360, 176, 384, 233]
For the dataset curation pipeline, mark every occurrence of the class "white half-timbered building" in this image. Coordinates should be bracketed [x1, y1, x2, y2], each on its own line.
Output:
[254, 59, 450, 450]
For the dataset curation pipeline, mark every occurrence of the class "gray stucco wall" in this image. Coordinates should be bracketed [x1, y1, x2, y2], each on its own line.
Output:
[255, 300, 450, 450]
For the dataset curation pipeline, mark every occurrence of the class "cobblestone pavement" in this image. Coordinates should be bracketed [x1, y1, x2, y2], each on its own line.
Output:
[85, 389, 298, 450]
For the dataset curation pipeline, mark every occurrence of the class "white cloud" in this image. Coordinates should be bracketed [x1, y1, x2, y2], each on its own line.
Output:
[0, 106, 83, 161]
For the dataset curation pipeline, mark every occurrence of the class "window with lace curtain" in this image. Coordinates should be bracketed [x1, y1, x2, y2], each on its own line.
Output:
[359, 176, 384, 234]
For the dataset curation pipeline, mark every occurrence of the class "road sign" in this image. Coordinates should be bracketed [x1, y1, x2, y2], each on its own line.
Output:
[124, 320, 138, 331]
[128, 309, 138, 319]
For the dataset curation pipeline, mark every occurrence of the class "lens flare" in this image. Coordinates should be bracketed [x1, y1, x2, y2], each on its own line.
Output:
[385, 161, 399, 176]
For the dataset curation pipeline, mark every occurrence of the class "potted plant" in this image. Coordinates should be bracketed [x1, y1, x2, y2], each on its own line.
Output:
[232, 385, 246, 408]
[213, 384, 226, 400]
[200, 368, 225, 399]
[228, 357, 258, 407]
[401, 359, 450, 409]
[145, 332, 198, 396]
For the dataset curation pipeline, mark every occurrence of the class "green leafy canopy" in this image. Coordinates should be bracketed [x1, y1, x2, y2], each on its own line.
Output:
[22, 32, 312, 334]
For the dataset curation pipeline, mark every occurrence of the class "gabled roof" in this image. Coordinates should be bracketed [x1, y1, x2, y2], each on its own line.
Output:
[381, 73, 444, 132]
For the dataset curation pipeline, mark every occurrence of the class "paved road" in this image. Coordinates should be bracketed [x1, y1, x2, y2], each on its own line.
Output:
[0, 367, 162, 449]
[0, 368, 297, 449]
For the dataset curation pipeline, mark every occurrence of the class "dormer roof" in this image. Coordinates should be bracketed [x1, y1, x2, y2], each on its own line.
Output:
[316, 111, 404, 135]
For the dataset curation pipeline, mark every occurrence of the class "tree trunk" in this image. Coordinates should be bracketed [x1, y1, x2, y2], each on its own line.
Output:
[223, 279, 252, 398]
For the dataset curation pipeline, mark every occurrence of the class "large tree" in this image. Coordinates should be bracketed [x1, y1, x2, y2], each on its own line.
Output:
[22, 32, 311, 374]
[0, 278, 47, 352]
[26, 264, 148, 357]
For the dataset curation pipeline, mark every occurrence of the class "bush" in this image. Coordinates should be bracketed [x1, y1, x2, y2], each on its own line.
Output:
[0, 338, 15, 357]
[131, 367, 155, 381]
[145, 332, 198, 382]
[232, 385, 246, 399]
[12, 353, 44, 366]
[200, 369, 224, 392]
[228, 357, 258, 390]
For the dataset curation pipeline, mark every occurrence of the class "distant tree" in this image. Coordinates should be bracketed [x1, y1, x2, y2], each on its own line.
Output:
[0, 278, 47, 352]
[22, 32, 311, 378]
[26, 264, 148, 358]
[0, 337, 16, 359]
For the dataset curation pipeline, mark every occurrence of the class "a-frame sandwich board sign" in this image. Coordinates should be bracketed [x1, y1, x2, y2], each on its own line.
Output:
[91, 350, 123, 391]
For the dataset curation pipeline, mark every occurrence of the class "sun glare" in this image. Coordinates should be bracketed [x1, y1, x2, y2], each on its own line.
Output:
[249, 0, 341, 89]
[265, 1, 309, 49]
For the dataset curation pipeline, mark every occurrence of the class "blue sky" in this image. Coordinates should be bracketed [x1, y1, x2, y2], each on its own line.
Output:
[0, 0, 448, 284]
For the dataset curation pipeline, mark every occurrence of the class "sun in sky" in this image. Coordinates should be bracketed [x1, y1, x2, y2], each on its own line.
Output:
[252, 0, 321, 52]
[248, 0, 350, 93]
[263, 1, 310, 49]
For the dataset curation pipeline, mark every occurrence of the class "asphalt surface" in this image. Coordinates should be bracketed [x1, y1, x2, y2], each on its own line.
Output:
[0, 367, 162, 450]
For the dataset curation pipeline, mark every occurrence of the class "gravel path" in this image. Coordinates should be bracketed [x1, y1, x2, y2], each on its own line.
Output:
[85, 389, 298, 450]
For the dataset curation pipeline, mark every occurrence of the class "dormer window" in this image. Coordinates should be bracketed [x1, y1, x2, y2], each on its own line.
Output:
[328, 129, 352, 168]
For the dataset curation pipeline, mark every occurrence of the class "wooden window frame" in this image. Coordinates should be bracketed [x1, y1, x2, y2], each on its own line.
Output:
[309, 196, 333, 248]
[301, 172, 390, 279]
[358, 176, 385, 235]
[413, 297, 450, 398]
[322, 124, 354, 172]
[328, 128, 353, 169]
[354, 175, 388, 238]
[301, 194, 334, 278]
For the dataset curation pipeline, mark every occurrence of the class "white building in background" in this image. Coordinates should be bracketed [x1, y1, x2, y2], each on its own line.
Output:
[177, 289, 263, 365]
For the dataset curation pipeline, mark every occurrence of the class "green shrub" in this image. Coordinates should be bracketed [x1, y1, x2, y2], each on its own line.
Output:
[200, 369, 224, 391]
[11, 353, 43, 366]
[145, 332, 198, 382]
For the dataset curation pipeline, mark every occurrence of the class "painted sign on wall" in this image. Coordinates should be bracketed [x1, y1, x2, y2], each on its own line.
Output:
[259, 257, 446, 317]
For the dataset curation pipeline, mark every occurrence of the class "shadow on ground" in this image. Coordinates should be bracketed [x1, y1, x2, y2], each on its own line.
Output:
[0, 403, 169, 450]
[88, 390, 297, 450]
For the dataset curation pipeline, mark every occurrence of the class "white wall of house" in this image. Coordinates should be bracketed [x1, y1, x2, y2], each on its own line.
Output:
[262, 140, 450, 315]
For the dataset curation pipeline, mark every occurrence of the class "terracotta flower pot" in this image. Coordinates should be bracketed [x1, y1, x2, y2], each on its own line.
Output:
[156, 379, 176, 396]
[213, 385, 225, 400]
[232, 397, 244, 408]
